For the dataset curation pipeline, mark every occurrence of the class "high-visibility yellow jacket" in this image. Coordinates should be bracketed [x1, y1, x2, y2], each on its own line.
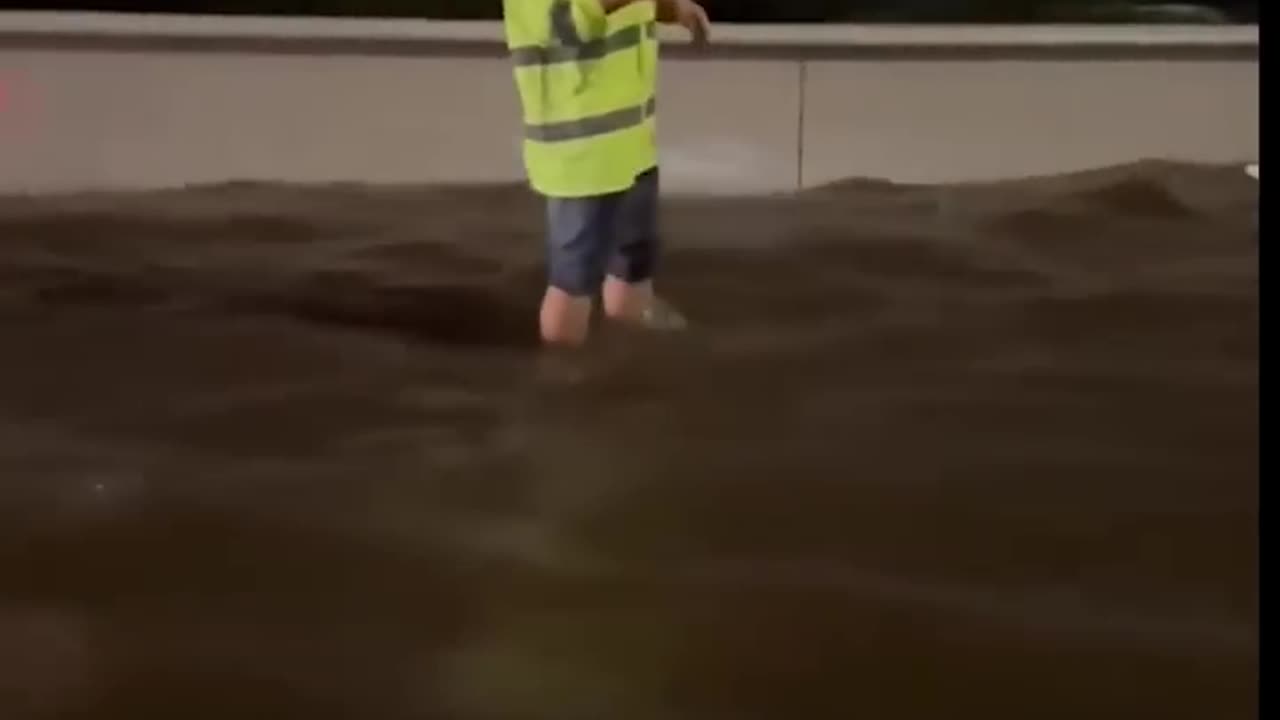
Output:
[503, 0, 659, 198]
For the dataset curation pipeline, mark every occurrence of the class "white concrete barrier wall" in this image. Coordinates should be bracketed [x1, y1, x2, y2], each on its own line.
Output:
[803, 59, 1258, 185]
[0, 12, 1259, 195]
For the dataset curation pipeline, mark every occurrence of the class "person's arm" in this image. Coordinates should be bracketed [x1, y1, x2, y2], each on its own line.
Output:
[599, 0, 711, 43]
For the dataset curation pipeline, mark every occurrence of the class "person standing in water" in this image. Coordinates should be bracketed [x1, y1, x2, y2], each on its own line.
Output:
[503, 0, 712, 346]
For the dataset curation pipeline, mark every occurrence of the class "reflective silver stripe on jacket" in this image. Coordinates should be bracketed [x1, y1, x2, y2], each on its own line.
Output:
[526, 97, 657, 142]
[511, 21, 657, 67]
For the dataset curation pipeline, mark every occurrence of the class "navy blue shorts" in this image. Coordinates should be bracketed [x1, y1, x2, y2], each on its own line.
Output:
[544, 167, 660, 296]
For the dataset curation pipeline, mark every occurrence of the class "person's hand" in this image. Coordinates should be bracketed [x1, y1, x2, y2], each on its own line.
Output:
[665, 0, 711, 45]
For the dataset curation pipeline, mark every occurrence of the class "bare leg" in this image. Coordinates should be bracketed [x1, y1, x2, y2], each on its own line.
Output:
[542, 187, 620, 347]
[602, 276, 654, 322]
[602, 168, 685, 329]
[540, 286, 593, 346]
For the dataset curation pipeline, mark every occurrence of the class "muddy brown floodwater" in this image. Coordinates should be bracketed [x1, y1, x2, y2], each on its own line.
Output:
[0, 160, 1258, 720]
